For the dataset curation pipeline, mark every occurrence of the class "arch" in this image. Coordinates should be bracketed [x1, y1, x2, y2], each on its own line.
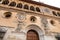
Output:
[17, 3, 23, 8]
[24, 4, 29, 9]
[9, 2, 16, 7]
[36, 7, 40, 12]
[24, 24, 44, 40]
[2, 0, 9, 5]
[27, 29, 39, 40]
[25, 25, 43, 32]
[30, 16, 37, 22]
[30, 6, 35, 11]
[57, 12, 60, 16]
[52, 11, 57, 16]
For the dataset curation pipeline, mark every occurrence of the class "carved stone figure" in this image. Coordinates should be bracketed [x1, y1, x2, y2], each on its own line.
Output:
[17, 12, 26, 22]
[41, 17, 48, 27]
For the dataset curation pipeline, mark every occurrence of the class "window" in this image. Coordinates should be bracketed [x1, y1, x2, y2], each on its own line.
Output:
[30, 16, 36, 22]
[57, 12, 60, 16]
[2, 0, 9, 5]
[52, 11, 57, 16]
[17, 3, 22, 8]
[50, 20, 55, 25]
[36, 7, 40, 12]
[30, 6, 35, 11]
[4, 12, 12, 18]
[24, 4, 29, 9]
[9, 2, 16, 7]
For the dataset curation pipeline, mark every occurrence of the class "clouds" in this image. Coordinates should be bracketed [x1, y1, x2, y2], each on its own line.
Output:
[33, 0, 60, 8]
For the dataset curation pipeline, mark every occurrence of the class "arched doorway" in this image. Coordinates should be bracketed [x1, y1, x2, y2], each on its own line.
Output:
[27, 30, 39, 40]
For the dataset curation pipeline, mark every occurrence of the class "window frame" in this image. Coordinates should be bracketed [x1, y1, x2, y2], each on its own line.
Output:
[9, 2, 16, 7]
[24, 4, 29, 10]
[17, 3, 23, 8]
[36, 7, 40, 12]
[52, 11, 57, 16]
[30, 6, 35, 11]
[2, 0, 9, 5]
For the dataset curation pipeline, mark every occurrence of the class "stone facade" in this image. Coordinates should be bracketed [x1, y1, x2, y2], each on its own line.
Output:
[0, 0, 60, 40]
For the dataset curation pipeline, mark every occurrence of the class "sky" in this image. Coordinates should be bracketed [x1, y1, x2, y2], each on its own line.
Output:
[33, 0, 60, 8]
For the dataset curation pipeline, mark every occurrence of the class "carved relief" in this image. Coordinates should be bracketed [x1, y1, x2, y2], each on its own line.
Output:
[15, 12, 26, 32]
[44, 8, 51, 13]
[41, 17, 50, 34]
[17, 12, 26, 22]
[41, 17, 48, 27]
[0, 26, 9, 31]
[15, 21, 25, 32]
[0, 27, 7, 40]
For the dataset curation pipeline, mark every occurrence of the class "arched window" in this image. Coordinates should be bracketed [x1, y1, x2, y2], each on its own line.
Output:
[30, 16, 36, 22]
[57, 12, 60, 16]
[17, 3, 22, 8]
[36, 7, 40, 12]
[9, 2, 16, 7]
[30, 6, 35, 11]
[52, 11, 57, 16]
[2, 0, 9, 5]
[50, 20, 55, 25]
[24, 4, 29, 9]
